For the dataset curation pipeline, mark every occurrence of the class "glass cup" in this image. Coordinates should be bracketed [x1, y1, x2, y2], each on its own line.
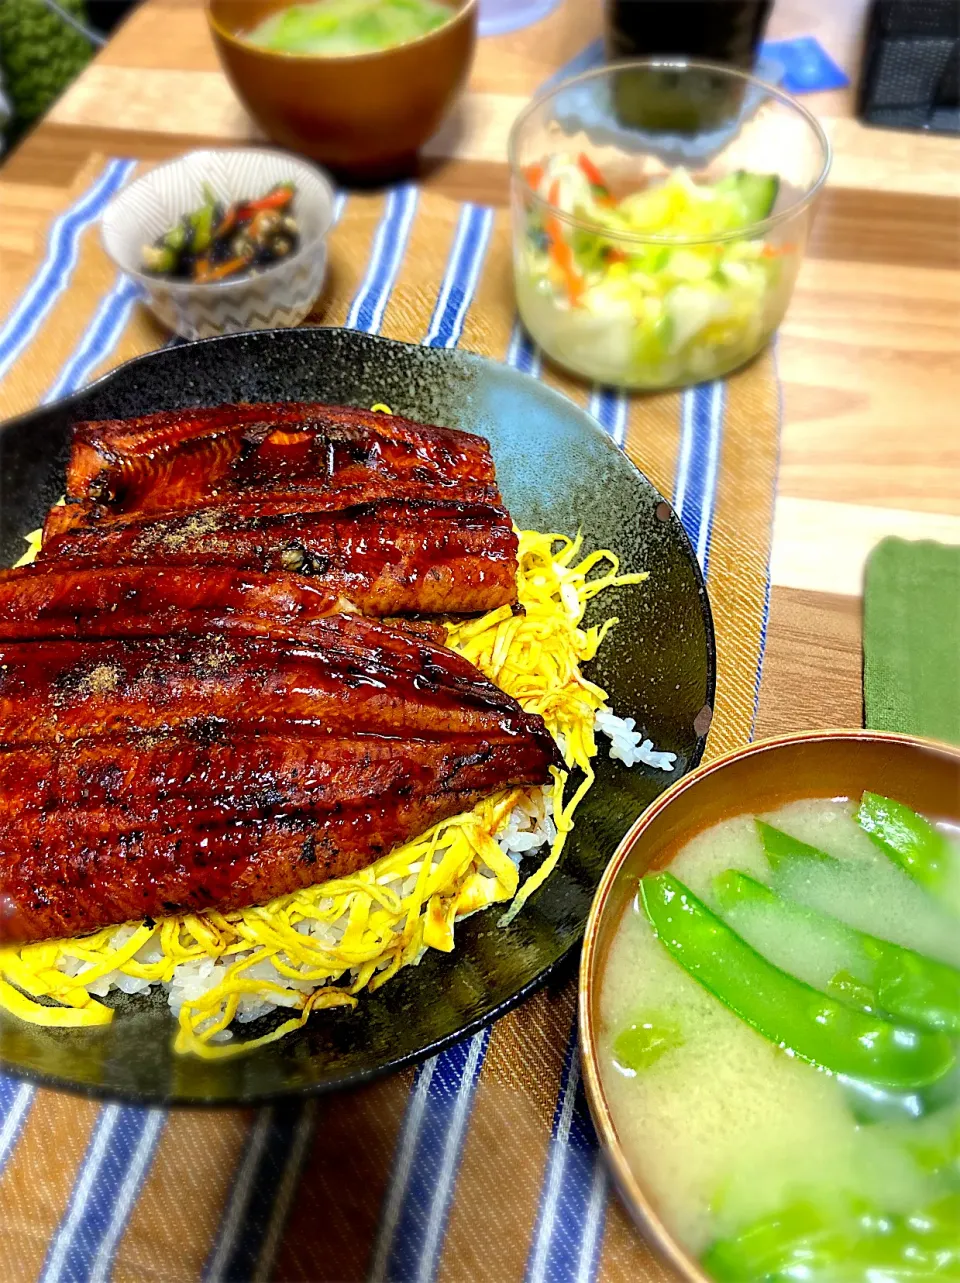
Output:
[508, 60, 831, 391]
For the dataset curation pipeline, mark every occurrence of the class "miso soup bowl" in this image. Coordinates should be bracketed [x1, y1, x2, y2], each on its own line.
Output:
[578, 729, 960, 1282]
[206, 0, 477, 180]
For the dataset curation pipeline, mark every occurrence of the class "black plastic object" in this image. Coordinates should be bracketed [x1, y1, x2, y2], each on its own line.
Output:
[85, 0, 139, 36]
[0, 328, 715, 1106]
[602, 1, 774, 134]
[604, 0, 773, 69]
[859, 0, 960, 134]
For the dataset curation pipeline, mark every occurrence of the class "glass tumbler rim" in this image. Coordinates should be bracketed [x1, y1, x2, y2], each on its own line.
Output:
[507, 56, 833, 248]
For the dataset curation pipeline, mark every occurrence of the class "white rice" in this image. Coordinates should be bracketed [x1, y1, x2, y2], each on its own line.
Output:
[595, 706, 678, 772]
[55, 708, 675, 1038]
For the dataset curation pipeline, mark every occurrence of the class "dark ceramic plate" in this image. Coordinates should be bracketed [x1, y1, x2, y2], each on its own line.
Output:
[0, 328, 715, 1106]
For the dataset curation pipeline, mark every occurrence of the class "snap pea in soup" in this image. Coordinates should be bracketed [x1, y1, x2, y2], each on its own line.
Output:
[599, 794, 960, 1282]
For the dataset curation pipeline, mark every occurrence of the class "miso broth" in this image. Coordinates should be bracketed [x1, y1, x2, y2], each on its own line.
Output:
[599, 797, 960, 1280]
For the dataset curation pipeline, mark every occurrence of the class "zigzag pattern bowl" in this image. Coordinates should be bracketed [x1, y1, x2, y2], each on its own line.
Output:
[101, 148, 336, 340]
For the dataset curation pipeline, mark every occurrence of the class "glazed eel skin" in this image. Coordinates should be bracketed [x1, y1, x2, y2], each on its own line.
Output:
[66, 401, 498, 514]
[38, 496, 517, 616]
[0, 562, 446, 646]
[0, 567, 560, 944]
[44, 402, 518, 617]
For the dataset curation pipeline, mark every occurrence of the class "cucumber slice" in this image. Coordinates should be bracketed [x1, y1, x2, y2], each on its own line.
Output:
[716, 171, 780, 225]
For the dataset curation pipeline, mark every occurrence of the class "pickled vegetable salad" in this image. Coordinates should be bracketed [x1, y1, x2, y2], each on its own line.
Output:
[517, 154, 792, 388]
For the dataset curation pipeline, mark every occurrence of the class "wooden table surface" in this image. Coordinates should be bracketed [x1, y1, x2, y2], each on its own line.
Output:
[1, 0, 958, 735]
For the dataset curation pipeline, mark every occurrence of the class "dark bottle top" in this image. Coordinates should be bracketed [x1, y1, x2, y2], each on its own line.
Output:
[604, 0, 773, 69]
[603, 1, 774, 133]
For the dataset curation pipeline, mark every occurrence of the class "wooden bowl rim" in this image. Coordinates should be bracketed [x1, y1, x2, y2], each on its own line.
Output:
[578, 727, 960, 1283]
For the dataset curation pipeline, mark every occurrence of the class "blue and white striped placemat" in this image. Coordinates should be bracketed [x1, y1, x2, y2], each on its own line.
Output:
[0, 162, 781, 1283]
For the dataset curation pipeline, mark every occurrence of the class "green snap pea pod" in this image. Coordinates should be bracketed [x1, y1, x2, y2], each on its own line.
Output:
[877, 952, 960, 1036]
[703, 1202, 827, 1282]
[714, 869, 960, 1035]
[639, 873, 955, 1089]
[857, 792, 955, 902]
[826, 969, 879, 1012]
[755, 819, 839, 869]
[704, 1195, 960, 1282]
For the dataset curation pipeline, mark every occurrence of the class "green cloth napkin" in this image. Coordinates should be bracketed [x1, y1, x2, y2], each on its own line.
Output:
[863, 538, 960, 744]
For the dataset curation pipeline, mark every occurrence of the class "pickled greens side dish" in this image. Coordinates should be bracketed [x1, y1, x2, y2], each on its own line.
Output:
[515, 154, 798, 388]
[599, 794, 960, 1282]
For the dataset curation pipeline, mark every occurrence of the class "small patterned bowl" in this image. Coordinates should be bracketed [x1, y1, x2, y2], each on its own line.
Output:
[100, 148, 337, 341]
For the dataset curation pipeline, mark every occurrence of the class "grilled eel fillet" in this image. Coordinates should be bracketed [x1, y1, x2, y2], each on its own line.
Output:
[65, 401, 499, 515]
[0, 567, 560, 944]
[0, 563, 446, 646]
[38, 496, 517, 617]
[45, 402, 518, 617]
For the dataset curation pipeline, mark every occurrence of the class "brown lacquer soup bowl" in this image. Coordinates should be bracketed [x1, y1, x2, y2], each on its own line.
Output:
[207, 0, 477, 179]
[579, 729, 960, 1281]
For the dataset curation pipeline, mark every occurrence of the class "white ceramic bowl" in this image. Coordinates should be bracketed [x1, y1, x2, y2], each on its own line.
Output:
[101, 148, 336, 341]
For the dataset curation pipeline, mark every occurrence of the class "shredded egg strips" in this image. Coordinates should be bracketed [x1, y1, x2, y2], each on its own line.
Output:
[1, 528, 646, 1058]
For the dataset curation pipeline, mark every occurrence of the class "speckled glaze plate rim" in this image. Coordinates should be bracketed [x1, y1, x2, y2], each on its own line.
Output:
[0, 329, 716, 1107]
